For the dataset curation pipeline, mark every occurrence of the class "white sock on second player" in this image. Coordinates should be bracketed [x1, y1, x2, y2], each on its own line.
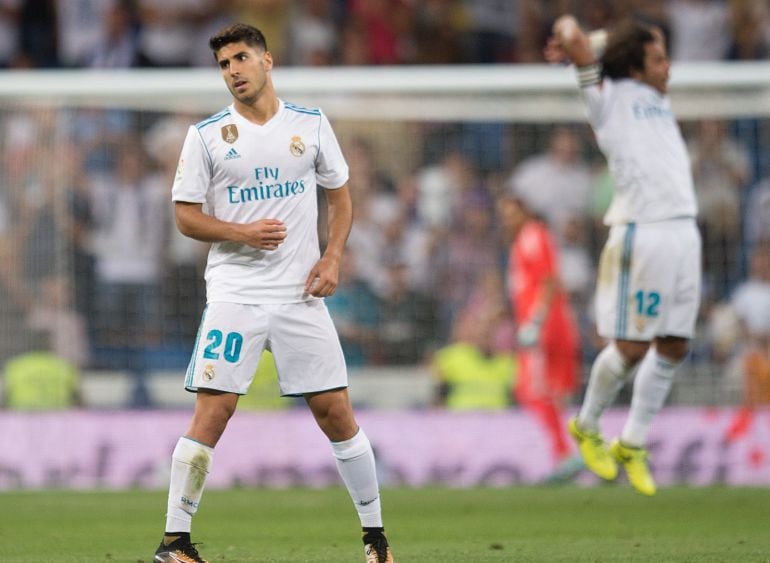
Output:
[621, 349, 681, 447]
[578, 343, 635, 431]
[165, 436, 214, 533]
[331, 428, 382, 528]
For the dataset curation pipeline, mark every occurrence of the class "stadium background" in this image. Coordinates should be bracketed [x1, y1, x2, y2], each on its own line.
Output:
[0, 0, 769, 497]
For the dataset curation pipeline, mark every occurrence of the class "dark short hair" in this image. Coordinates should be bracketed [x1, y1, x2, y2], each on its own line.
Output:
[602, 20, 657, 79]
[209, 22, 268, 53]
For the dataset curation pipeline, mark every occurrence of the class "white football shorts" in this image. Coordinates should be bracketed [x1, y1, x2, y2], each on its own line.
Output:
[184, 300, 347, 396]
[595, 218, 701, 341]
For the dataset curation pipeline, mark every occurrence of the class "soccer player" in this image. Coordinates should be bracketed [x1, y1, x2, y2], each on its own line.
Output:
[545, 16, 702, 495]
[153, 23, 394, 563]
[498, 195, 579, 468]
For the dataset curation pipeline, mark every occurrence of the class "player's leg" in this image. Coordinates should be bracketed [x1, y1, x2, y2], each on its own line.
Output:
[156, 391, 237, 563]
[270, 301, 393, 562]
[305, 389, 393, 563]
[610, 336, 689, 496]
[516, 350, 571, 463]
[156, 303, 267, 563]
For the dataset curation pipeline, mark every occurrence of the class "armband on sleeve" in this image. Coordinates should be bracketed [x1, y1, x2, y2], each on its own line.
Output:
[576, 63, 602, 88]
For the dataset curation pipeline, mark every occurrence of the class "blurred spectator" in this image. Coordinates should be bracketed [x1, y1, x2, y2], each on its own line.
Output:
[412, 0, 464, 64]
[325, 251, 381, 368]
[143, 113, 207, 349]
[0, 0, 20, 67]
[498, 194, 580, 466]
[232, 0, 291, 64]
[2, 350, 81, 409]
[430, 190, 499, 339]
[89, 141, 167, 358]
[744, 177, 770, 253]
[18, 0, 57, 67]
[84, 0, 141, 69]
[432, 284, 516, 410]
[136, 0, 208, 67]
[727, 0, 770, 60]
[376, 260, 437, 365]
[730, 243, 770, 350]
[460, 0, 517, 63]
[668, 0, 731, 61]
[721, 243, 770, 442]
[56, 0, 115, 67]
[287, 0, 336, 66]
[346, 0, 416, 64]
[506, 127, 594, 240]
[415, 149, 474, 230]
[687, 119, 750, 299]
[26, 274, 89, 368]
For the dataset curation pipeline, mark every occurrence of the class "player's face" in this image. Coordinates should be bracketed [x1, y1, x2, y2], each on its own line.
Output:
[637, 40, 670, 94]
[215, 42, 273, 104]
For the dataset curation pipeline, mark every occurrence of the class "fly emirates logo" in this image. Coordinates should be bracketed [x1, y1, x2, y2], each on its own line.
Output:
[227, 166, 305, 204]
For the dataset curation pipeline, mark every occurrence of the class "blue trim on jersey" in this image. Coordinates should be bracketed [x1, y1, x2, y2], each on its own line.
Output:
[616, 223, 636, 338]
[284, 102, 321, 116]
[196, 108, 231, 130]
[185, 305, 208, 388]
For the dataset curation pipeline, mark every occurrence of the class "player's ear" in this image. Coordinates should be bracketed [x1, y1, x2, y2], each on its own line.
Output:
[262, 50, 274, 71]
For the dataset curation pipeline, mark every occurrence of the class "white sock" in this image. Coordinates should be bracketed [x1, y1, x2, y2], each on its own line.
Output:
[331, 428, 382, 528]
[165, 437, 214, 533]
[621, 349, 681, 447]
[578, 343, 635, 431]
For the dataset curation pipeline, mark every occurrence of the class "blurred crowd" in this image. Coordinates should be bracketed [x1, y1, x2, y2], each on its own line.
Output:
[0, 0, 768, 69]
[0, 0, 769, 410]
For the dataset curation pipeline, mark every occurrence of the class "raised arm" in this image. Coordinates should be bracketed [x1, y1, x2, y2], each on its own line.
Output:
[545, 15, 606, 67]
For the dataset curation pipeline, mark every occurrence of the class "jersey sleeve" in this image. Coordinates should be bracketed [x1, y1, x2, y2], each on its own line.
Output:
[171, 125, 212, 203]
[315, 111, 349, 189]
[578, 73, 612, 130]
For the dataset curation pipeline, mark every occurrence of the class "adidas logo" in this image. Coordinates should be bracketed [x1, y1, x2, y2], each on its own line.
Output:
[224, 147, 241, 160]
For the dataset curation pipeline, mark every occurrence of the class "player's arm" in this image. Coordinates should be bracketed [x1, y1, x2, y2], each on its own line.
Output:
[304, 184, 352, 297]
[545, 15, 605, 67]
[175, 201, 287, 250]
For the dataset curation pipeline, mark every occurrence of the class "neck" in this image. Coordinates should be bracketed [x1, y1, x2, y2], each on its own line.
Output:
[234, 91, 279, 125]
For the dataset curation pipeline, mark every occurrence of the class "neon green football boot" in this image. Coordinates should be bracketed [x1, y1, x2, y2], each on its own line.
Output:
[567, 417, 618, 481]
[609, 439, 657, 496]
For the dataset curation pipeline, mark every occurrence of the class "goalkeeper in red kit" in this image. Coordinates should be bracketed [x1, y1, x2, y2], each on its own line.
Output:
[498, 195, 580, 470]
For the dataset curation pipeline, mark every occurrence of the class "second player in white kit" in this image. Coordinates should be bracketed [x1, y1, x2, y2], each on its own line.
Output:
[546, 16, 702, 496]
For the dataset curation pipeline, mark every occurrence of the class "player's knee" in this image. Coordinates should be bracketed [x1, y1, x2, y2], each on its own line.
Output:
[655, 336, 690, 362]
[615, 339, 650, 365]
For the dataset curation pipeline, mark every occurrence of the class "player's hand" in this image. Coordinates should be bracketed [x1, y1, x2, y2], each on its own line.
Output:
[304, 254, 340, 297]
[544, 36, 568, 64]
[517, 320, 542, 348]
[239, 219, 286, 250]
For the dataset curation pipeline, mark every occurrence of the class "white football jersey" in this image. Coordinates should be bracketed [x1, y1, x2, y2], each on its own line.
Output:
[172, 100, 349, 304]
[581, 78, 698, 225]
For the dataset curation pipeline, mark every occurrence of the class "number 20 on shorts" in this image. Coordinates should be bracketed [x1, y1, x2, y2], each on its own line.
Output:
[203, 330, 244, 363]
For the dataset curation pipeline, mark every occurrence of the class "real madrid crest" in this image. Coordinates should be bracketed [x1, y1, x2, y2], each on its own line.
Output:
[203, 364, 216, 382]
[221, 124, 238, 144]
[289, 135, 305, 157]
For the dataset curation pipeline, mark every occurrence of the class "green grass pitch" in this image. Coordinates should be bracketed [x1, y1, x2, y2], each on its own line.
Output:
[0, 486, 768, 562]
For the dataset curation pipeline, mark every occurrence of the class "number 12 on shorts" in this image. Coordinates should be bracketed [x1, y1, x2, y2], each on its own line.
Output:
[634, 290, 660, 318]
